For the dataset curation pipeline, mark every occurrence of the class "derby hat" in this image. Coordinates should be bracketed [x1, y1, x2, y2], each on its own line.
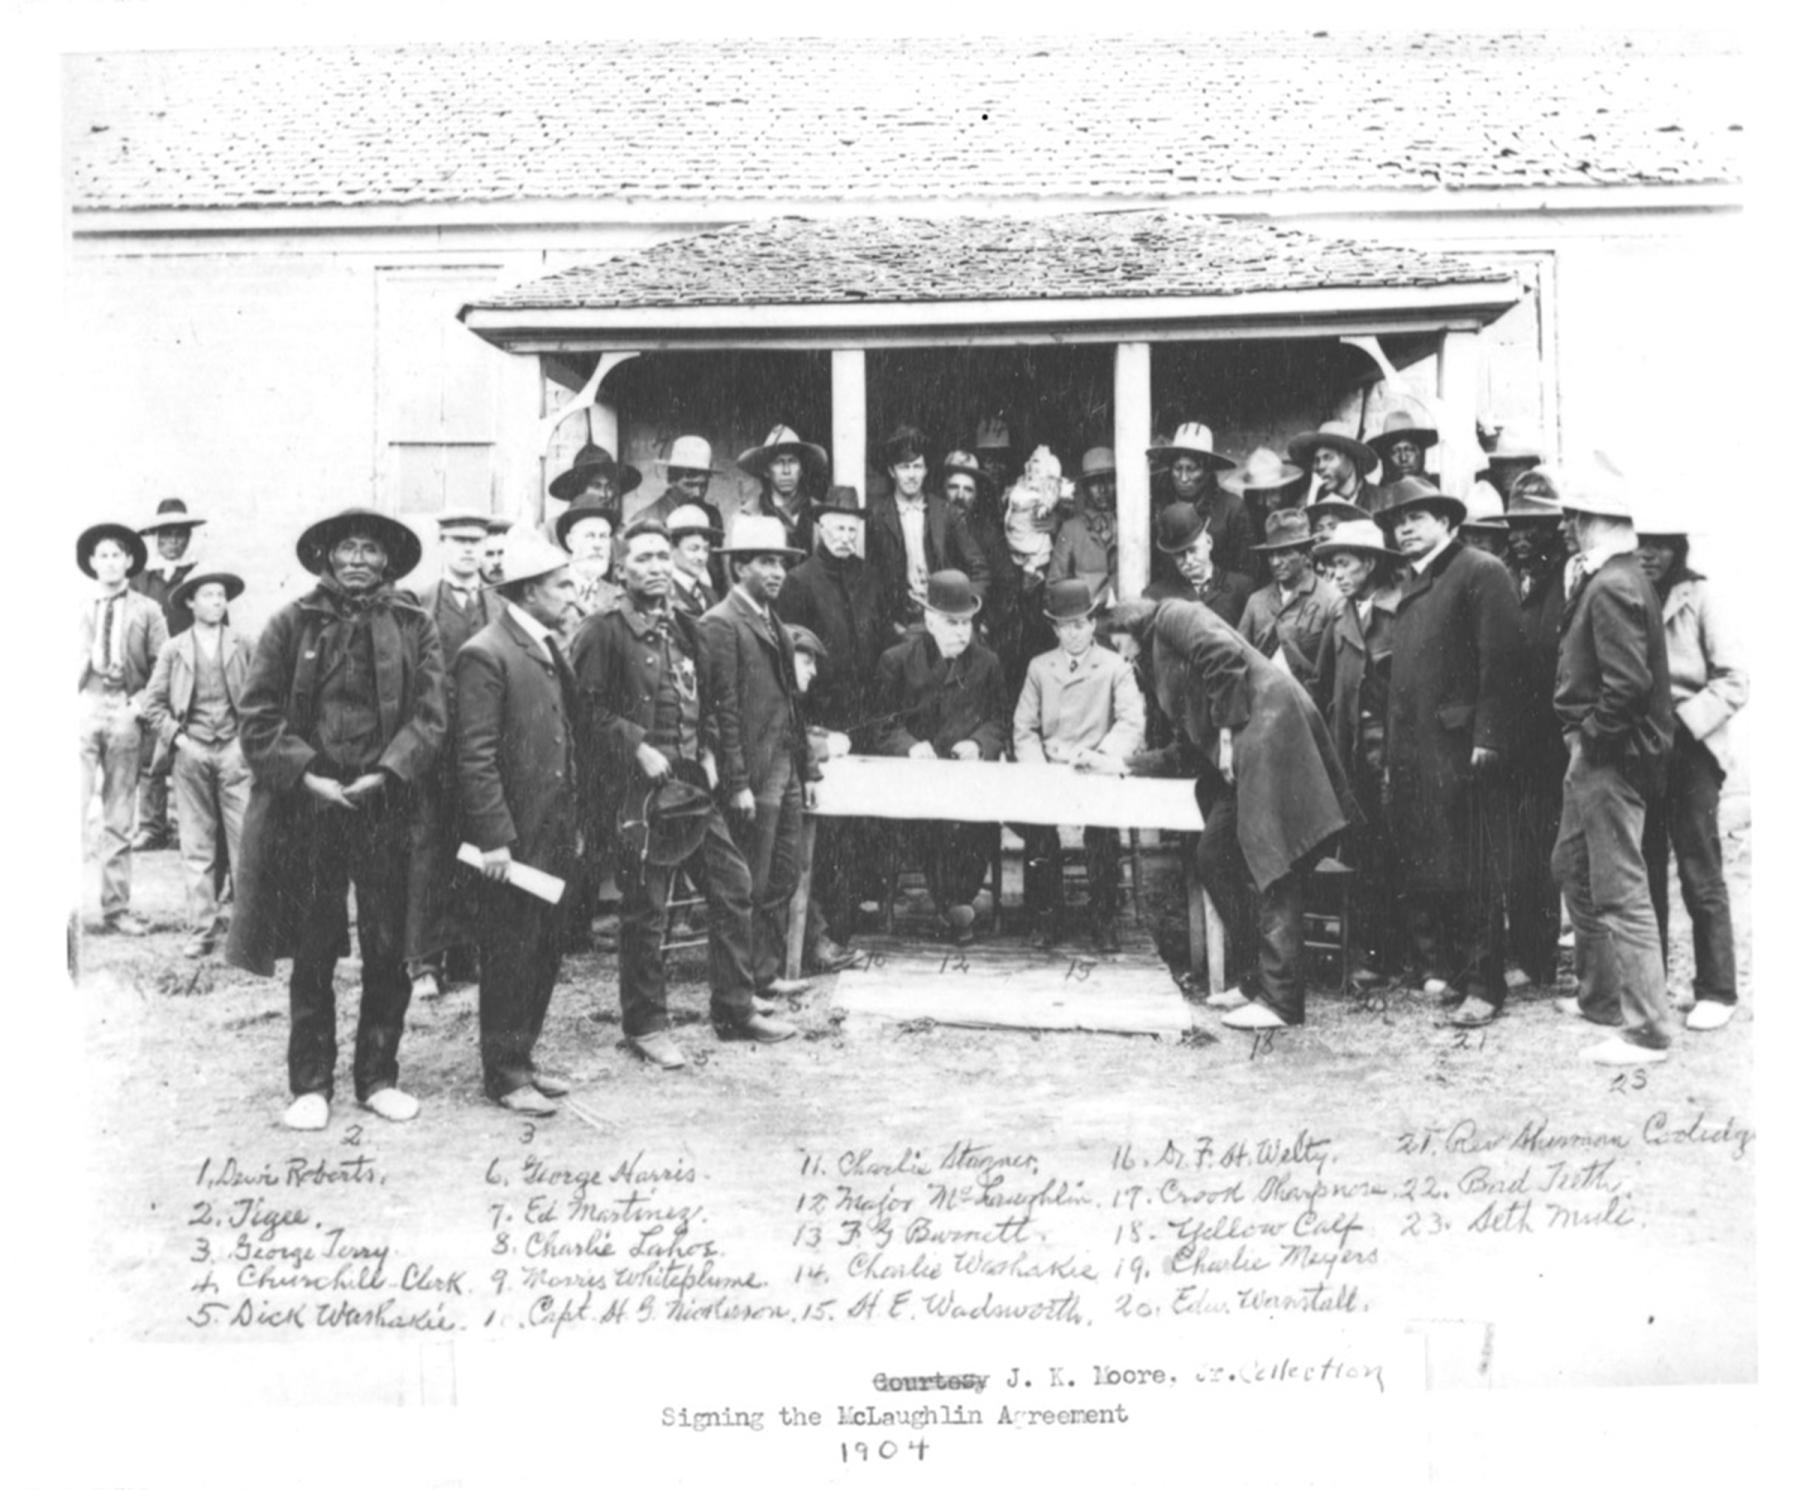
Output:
[549, 443, 643, 503]
[738, 425, 829, 479]
[77, 521, 149, 578]
[975, 417, 1012, 452]
[487, 527, 572, 590]
[1251, 508, 1316, 552]
[1367, 409, 1440, 457]
[1306, 496, 1366, 529]
[718, 513, 805, 560]
[658, 435, 722, 474]
[1042, 577, 1101, 621]
[296, 506, 423, 581]
[1149, 422, 1235, 473]
[434, 508, 497, 532]
[1078, 447, 1117, 482]
[1546, 452, 1633, 520]
[169, 569, 246, 609]
[1289, 419, 1380, 477]
[1460, 480, 1510, 533]
[666, 503, 724, 543]
[940, 449, 992, 491]
[923, 569, 982, 618]
[1313, 519, 1399, 563]
[1381, 475, 1466, 529]
[620, 777, 714, 868]
[785, 623, 829, 659]
[554, 494, 619, 550]
[139, 497, 208, 534]
[1154, 502, 1211, 554]
[813, 484, 868, 522]
[1220, 446, 1306, 496]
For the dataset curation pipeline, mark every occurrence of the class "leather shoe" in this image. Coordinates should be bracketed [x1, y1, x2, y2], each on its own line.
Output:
[283, 1093, 330, 1131]
[362, 1087, 420, 1122]
[806, 937, 857, 974]
[1686, 1000, 1735, 1032]
[752, 994, 779, 1016]
[764, 977, 813, 997]
[627, 1032, 688, 1069]
[718, 1012, 798, 1044]
[1221, 1001, 1292, 1030]
[498, 1085, 559, 1116]
[531, 1071, 573, 1097]
[1446, 995, 1499, 1027]
[1031, 913, 1060, 951]
[104, 911, 153, 937]
[131, 830, 171, 853]
[181, 934, 214, 959]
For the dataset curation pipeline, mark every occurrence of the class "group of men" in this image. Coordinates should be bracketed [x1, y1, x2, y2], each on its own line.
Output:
[77, 407, 1740, 1129]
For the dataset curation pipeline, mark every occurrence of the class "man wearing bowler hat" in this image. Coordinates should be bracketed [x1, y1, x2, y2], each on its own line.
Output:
[130, 497, 208, 851]
[455, 527, 584, 1115]
[738, 425, 830, 556]
[570, 519, 796, 1069]
[1144, 503, 1255, 627]
[874, 570, 1010, 946]
[867, 426, 990, 633]
[1148, 423, 1255, 583]
[142, 568, 253, 958]
[78, 520, 169, 935]
[1290, 419, 1381, 512]
[702, 515, 818, 1003]
[227, 508, 446, 1131]
[665, 504, 725, 618]
[1239, 508, 1344, 688]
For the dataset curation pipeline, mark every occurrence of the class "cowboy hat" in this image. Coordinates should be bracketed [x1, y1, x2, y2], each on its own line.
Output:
[554, 494, 619, 550]
[1381, 476, 1466, 529]
[812, 485, 868, 522]
[1042, 577, 1102, 621]
[1545, 452, 1633, 521]
[138, 497, 208, 534]
[1306, 496, 1366, 529]
[487, 527, 571, 591]
[619, 777, 714, 868]
[1289, 420, 1380, 477]
[940, 449, 993, 492]
[1367, 410, 1440, 457]
[785, 623, 829, 659]
[1481, 426, 1545, 463]
[549, 443, 643, 503]
[433, 508, 498, 533]
[169, 570, 246, 608]
[296, 507, 423, 580]
[717, 513, 805, 560]
[77, 522, 148, 578]
[1148, 422, 1235, 473]
[1460, 480, 1510, 533]
[1628, 488, 1697, 539]
[1220, 446, 1306, 496]
[1251, 508, 1316, 553]
[1313, 519, 1399, 562]
[738, 425, 828, 479]
[658, 435, 722, 474]
[1154, 503, 1211, 554]
[666, 504, 724, 543]
[923, 569, 981, 618]
[1078, 447, 1116, 482]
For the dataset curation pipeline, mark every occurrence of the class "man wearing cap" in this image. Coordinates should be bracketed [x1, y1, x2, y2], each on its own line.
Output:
[941, 449, 1025, 685]
[701, 516, 817, 1003]
[867, 426, 990, 632]
[78, 521, 169, 936]
[738, 425, 830, 557]
[455, 528, 584, 1116]
[570, 520, 795, 1067]
[130, 498, 207, 851]
[1385, 477, 1523, 1027]
[665, 504, 724, 618]
[1149, 423, 1255, 583]
[1144, 505, 1254, 627]
[403, 510, 505, 1000]
[1367, 411, 1438, 488]
[1239, 509, 1345, 688]
[227, 508, 446, 1131]
[1550, 456, 1677, 1064]
[142, 570, 253, 958]
[874, 571, 1010, 945]
[1290, 420, 1380, 513]
[1013, 579, 1145, 954]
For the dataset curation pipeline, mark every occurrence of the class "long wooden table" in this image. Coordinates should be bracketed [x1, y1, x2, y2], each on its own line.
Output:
[784, 755, 1225, 989]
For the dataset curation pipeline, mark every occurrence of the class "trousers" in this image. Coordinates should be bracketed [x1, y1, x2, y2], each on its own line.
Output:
[727, 750, 804, 990]
[1552, 748, 1674, 1050]
[287, 793, 414, 1100]
[78, 685, 142, 918]
[1508, 761, 1566, 986]
[1022, 826, 1121, 918]
[170, 736, 250, 938]
[903, 822, 996, 915]
[1643, 729, 1736, 1005]
[1195, 786, 1310, 1023]
[1402, 779, 1509, 1005]
[475, 877, 563, 1097]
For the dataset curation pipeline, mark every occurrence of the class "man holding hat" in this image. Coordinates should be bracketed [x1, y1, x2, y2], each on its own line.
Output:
[130, 497, 207, 851]
[1367, 411, 1438, 487]
[1239, 509, 1344, 688]
[227, 508, 446, 1131]
[1144, 504, 1254, 626]
[455, 527, 584, 1115]
[1550, 456, 1677, 1063]
[666, 504, 724, 618]
[1290, 419, 1380, 512]
[1385, 476, 1523, 1028]
[570, 520, 795, 1068]
[1013, 578, 1145, 953]
[78, 520, 169, 935]
[141, 569, 253, 958]
[874, 570, 1010, 945]
[738, 424, 830, 556]
[1148, 423, 1255, 583]
[867, 426, 990, 632]
[701, 515, 818, 1002]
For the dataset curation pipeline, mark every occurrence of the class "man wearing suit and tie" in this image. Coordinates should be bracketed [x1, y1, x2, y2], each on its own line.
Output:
[866, 425, 990, 634]
[666, 504, 724, 618]
[455, 528, 585, 1115]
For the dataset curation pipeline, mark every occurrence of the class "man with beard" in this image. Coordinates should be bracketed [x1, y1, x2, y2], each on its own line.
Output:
[227, 508, 446, 1131]
[737, 425, 830, 556]
[1147, 423, 1254, 583]
[1144, 503, 1253, 627]
[665, 504, 723, 618]
[867, 425, 990, 633]
[1385, 477, 1523, 1028]
[130, 498, 207, 851]
[941, 448, 1025, 683]
[1290, 420, 1381, 513]
[1239, 509, 1344, 688]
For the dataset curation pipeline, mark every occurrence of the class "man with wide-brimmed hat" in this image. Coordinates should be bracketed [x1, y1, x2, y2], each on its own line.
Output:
[1221, 446, 1309, 580]
[867, 425, 990, 631]
[1143, 503, 1254, 626]
[554, 494, 625, 631]
[141, 569, 252, 958]
[1289, 419, 1381, 511]
[78, 519, 168, 936]
[1312, 520, 1407, 985]
[1549, 455, 1677, 1064]
[570, 519, 795, 1068]
[1013, 578, 1145, 954]
[874, 570, 1010, 946]
[227, 507, 446, 1131]
[1384, 476, 1523, 1028]
[701, 515, 818, 1004]
[1367, 410, 1438, 486]
[1148, 422, 1256, 583]
[1239, 509, 1345, 688]
[1476, 425, 1544, 503]
[455, 527, 584, 1116]
[548, 441, 642, 513]
[665, 503, 724, 618]
[129, 497, 209, 850]
[738, 424, 830, 556]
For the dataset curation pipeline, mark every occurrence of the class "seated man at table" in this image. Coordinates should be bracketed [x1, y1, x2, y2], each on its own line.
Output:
[873, 570, 1009, 946]
[1013, 579, 1145, 953]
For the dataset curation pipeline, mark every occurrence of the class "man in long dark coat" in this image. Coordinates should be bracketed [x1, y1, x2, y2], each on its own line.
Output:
[227, 507, 445, 1132]
[1384, 478, 1523, 1027]
[1106, 597, 1357, 1030]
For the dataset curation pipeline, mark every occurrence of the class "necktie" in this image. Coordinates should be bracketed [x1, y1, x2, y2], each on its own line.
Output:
[100, 595, 117, 673]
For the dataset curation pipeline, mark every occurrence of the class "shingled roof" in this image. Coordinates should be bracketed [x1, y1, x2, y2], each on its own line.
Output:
[465, 213, 1514, 314]
[67, 32, 1741, 213]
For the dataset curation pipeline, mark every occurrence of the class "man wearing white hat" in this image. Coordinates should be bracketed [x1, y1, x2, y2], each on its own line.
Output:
[645, 435, 729, 591]
[1367, 411, 1438, 487]
[665, 503, 724, 618]
[1549, 456, 1677, 1064]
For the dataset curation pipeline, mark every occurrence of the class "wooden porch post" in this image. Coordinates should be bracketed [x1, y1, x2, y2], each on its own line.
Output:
[830, 348, 867, 501]
[1113, 341, 1152, 599]
[1437, 329, 1481, 496]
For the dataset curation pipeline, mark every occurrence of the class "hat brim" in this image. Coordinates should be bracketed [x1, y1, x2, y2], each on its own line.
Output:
[719, 544, 805, 561]
[169, 571, 246, 609]
[139, 515, 208, 534]
[1386, 495, 1467, 526]
[738, 443, 829, 478]
[1148, 446, 1236, 474]
[1290, 432, 1381, 475]
[1220, 466, 1305, 496]
[941, 461, 996, 493]
[658, 459, 724, 475]
[1501, 510, 1564, 525]
[1251, 534, 1317, 553]
[1043, 597, 1104, 621]
[1154, 528, 1208, 555]
[1369, 429, 1440, 456]
[77, 522, 149, 579]
[554, 503, 621, 547]
[668, 524, 726, 545]
[296, 511, 424, 581]
[1313, 538, 1398, 561]
[1462, 518, 1511, 533]
[924, 596, 983, 619]
[549, 462, 644, 503]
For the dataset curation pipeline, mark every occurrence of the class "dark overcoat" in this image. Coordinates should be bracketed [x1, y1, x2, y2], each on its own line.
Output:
[1513, 556, 1571, 783]
[1140, 600, 1357, 891]
[873, 632, 1009, 761]
[1312, 586, 1400, 780]
[1386, 540, 1523, 890]
[774, 551, 891, 734]
[865, 491, 992, 622]
[1553, 551, 1674, 793]
[698, 588, 812, 797]
[225, 583, 446, 977]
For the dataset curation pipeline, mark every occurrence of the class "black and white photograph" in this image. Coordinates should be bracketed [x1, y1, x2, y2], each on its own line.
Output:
[30, 7, 1778, 1486]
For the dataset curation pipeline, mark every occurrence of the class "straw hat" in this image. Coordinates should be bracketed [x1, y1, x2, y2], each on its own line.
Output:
[169, 570, 245, 608]
[487, 527, 573, 590]
[666, 504, 724, 544]
[138, 497, 208, 534]
[1545, 452, 1633, 521]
